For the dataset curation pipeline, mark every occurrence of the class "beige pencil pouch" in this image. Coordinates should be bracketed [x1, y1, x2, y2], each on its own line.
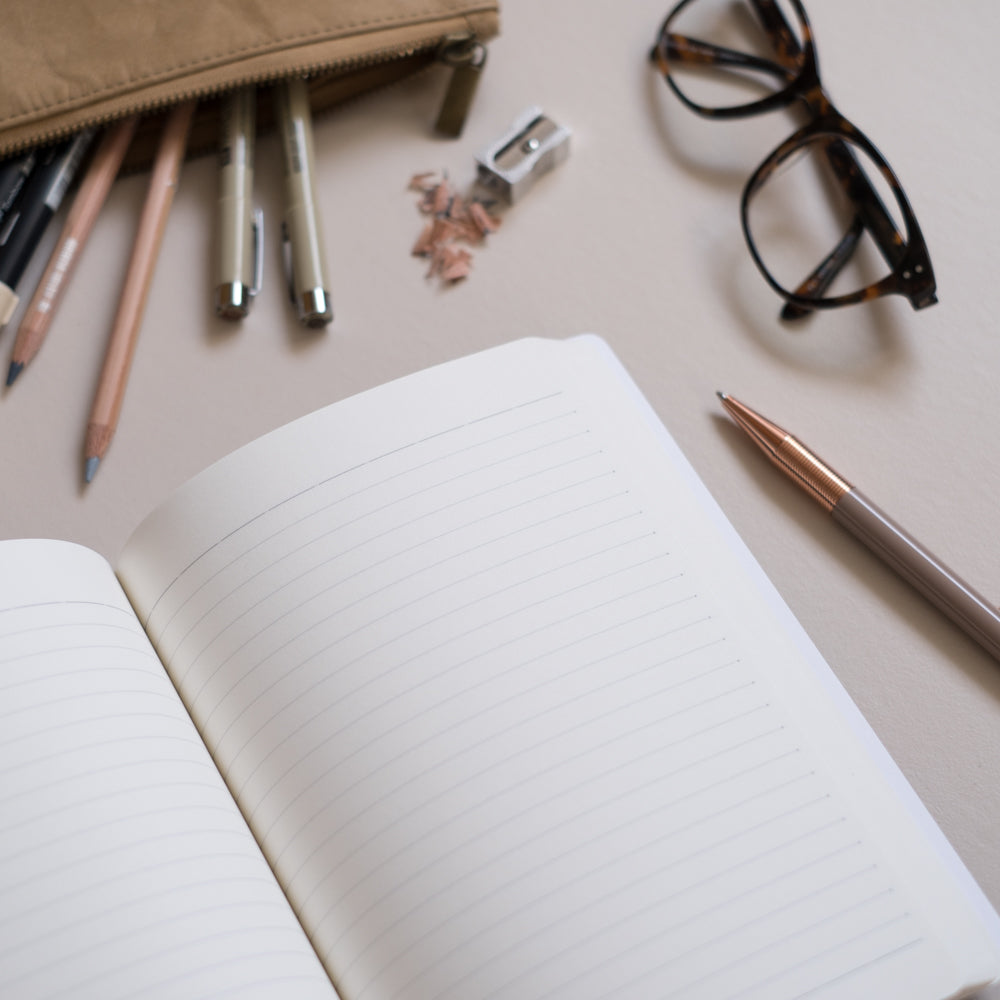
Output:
[0, 0, 500, 167]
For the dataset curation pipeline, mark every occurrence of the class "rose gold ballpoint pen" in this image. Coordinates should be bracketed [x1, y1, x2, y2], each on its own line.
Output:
[718, 393, 1000, 663]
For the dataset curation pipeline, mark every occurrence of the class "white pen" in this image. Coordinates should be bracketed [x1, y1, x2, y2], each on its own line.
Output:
[214, 87, 261, 319]
[275, 77, 332, 328]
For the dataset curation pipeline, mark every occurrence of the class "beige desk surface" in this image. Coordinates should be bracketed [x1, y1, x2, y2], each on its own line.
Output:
[3, 0, 999, 978]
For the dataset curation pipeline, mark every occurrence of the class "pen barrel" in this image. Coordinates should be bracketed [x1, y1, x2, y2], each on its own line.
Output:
[0, 149, 36, 226]
[0, 133, 93, 326]
[276, 77, 332, 326]
[833, 490, 1000, 661]
[215, 88, 256, 317]
[283, 196, 328, 298]
[0, 139, 75, 284]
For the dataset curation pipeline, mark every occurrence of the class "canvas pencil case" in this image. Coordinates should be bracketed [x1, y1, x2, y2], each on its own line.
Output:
[0, 0, 501, 168]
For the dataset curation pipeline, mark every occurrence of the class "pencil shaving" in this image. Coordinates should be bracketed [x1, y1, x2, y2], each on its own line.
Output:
[430, 245, 473, 282]
[468, 201, 500, 236]
[407, 170, 502, 286]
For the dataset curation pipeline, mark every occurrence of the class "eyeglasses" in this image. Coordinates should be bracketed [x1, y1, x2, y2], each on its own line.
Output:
[651, 0, 937, 319]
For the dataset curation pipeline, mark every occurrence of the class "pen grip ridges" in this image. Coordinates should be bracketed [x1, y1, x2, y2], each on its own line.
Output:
[776, 436, 851, 512]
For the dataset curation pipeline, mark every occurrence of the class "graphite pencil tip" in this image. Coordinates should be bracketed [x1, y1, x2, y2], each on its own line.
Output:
[84, 456, 100, 484]
[6, 361, 23, 387]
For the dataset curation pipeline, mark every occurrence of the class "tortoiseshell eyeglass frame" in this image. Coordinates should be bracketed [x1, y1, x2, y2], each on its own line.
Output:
[651, 0, 937, 319]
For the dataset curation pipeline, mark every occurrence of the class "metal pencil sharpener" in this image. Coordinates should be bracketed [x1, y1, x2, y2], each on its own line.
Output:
[475, 106, 571, 204]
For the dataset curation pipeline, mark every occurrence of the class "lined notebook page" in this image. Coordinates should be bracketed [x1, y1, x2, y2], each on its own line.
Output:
[0, 540, 338, 1000]
[118, 336, 997, 1000]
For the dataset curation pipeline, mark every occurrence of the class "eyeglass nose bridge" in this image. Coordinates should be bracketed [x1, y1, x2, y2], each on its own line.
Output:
[740, 115, 937, 313]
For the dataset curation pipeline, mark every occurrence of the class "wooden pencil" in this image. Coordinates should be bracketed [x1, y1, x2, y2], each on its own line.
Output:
[7, 116, 138, 387]
[83, 101, 195, 484]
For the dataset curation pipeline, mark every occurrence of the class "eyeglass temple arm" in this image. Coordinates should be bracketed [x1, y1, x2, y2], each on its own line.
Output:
[666, 0, 797, 79]
[663, 33, 794, 85]
[781, 215, 864, 320]
[749, 0, 800, 72]
[816, 138, 907, 270]
[781, 137, 908, 318]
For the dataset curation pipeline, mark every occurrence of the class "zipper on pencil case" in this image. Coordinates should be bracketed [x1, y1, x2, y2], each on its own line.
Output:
[0, 31, 490, 167]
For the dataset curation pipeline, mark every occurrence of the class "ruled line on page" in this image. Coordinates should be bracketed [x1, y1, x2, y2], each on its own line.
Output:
[219, 552, 681, 786]
[166, 433, 606, 677]
[0, 861, 281, 937]
[364, 818, 858, 999]
[724, 929, 923, 1000]
[529, 884, 906, 1000]
[185, 472, 638, 705]
[143, 393, 574, 637]
[249, 634, 731, 846]
[0, 732, 217, 796]
[144, 393, 625, 669]
[0, 590, 335, 998]
[379, 838, 870, 1000]
[0, 666, 169, 726]
[309, 757, 823, 953]
[182, 526, 664, 788]
[333, 744, 817, 985]
[174, 495, 637, 763]
[0, 801, 251, 883]
[288, 684, 779, 912]
[170, 442, 613, 687]
[225, 538, 669, 813]
[0, 893, 286, 966]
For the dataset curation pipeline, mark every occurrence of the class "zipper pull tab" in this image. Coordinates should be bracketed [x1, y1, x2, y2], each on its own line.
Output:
[434, 36, 487, 138]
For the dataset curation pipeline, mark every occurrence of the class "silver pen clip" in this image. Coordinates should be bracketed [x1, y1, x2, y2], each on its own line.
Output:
[249, 207, 263, 299]
[475, 106, 571, 204]
[281, 220, 295, 306]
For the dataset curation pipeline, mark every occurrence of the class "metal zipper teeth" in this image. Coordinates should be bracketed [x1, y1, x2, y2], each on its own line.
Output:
[2, 33, 462, 155]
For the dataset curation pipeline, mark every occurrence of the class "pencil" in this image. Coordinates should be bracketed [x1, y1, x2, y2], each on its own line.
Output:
[7, 117, 138, 387]
[83, 101, 195, 484]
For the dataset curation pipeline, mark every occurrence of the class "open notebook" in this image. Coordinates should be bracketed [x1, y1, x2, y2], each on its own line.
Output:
[2, 335, 998, 1000]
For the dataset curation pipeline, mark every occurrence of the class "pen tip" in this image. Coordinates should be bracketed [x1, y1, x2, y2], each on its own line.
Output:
[84, 456, 100, 484]
[716, 391, 728, 402]
[5, 362, 22, 387]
